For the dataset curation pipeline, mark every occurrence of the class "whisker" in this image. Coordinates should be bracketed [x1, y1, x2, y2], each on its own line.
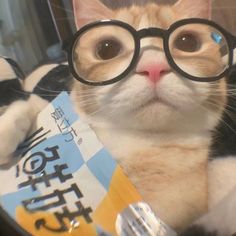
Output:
[200, 101, 236, 135]
[10, 88, 31, 96]
[206, 100, 236, 118]
[11, 87, 70, 99]
[33, 85, 71, 94]
[80, 105, 115, 124]
[183, 94, 236, 133]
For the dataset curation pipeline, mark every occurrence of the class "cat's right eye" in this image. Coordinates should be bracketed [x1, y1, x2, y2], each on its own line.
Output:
[173, 32, 201, 53]
[95, 38, 123, 60]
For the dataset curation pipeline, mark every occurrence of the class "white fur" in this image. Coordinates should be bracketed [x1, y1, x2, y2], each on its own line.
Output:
[195, 185, 236, 236]
[24, 64, 59, 92]
[186, 158, 236, 235]
[0, 95, 47, 164]
[208, 157, 236, 208]
[0, 58, 17, 81]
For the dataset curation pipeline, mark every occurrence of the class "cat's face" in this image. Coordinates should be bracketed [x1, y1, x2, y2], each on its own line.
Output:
[72, 0, 227, 132]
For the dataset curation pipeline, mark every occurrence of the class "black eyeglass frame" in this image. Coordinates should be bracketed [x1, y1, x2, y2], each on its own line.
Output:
[68, 18, 236, 86]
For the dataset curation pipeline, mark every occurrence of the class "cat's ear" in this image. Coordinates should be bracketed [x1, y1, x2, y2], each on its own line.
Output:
[73, 0, 113, 29]
[174, 0, 212, 19]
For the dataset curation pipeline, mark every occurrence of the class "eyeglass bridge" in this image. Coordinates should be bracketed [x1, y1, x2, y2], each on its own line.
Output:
[137, 28, 166, 39]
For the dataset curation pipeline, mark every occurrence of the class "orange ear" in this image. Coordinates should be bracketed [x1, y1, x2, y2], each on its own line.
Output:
[73, 0, 113, 29]
[174, 0, 212, 19]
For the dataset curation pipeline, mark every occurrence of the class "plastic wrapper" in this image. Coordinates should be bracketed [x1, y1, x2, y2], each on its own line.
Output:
[0, 92, 177, 236]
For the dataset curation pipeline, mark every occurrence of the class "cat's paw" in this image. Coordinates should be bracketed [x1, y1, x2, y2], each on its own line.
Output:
[0, 101, 34, 165]
[180, 187, 236, 236]
[0, 114, 30, 165]
[0, 96, 48, 165]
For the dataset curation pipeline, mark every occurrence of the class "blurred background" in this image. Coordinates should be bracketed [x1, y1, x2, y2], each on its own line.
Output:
[0, 0, 235, 74]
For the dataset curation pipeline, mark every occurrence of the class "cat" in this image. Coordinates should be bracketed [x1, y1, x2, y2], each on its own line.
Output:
[1, 0, 236, 235]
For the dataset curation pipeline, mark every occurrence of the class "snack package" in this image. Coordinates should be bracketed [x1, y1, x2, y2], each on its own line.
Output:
[0, 92, 177, 236]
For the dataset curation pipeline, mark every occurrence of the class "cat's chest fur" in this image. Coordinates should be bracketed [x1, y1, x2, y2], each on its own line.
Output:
[89, 123, 210, 232]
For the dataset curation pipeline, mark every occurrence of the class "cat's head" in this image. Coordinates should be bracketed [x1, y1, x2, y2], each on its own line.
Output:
[72, 0, 227, 133]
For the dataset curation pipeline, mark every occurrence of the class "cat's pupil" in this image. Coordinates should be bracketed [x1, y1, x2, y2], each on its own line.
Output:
[174, 33, 201, 52]
[96, 39, 122, 60]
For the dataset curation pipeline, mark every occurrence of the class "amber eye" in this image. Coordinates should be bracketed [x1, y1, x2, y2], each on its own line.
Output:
[174, 32, 201, 52]
[96, 38, 122, 60]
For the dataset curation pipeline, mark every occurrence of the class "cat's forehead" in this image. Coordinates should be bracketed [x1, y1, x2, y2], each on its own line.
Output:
[115, 4, 177, 30]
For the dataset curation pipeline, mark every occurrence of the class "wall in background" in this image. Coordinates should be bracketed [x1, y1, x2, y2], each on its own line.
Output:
[212, 0, 236, 33]
[0, 0, 74, 73]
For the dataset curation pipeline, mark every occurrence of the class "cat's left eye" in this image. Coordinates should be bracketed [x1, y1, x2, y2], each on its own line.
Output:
[174, 32, 201, 53]
[95, 38, 123, 60]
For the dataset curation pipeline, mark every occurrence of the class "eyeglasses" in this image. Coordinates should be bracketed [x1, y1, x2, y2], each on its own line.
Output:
[68, 18, 236, 86]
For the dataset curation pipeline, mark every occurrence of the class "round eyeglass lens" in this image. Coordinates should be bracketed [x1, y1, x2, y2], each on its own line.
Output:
[169, 23, 230, 79]
[72, 24, 135, 83]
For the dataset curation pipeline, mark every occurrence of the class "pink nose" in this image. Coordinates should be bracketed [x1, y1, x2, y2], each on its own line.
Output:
[136, 63, 170, 84]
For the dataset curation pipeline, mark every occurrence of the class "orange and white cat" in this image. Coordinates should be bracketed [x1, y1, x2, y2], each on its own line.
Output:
[1, 0, 236, 235]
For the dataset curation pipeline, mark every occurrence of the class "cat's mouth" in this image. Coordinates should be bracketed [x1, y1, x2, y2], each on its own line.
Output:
[136, 96, 177, 111]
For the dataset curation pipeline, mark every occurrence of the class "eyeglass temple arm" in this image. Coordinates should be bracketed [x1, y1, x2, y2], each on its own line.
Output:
[230, 34, 236, 49]
[229, 34, 236, 65]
